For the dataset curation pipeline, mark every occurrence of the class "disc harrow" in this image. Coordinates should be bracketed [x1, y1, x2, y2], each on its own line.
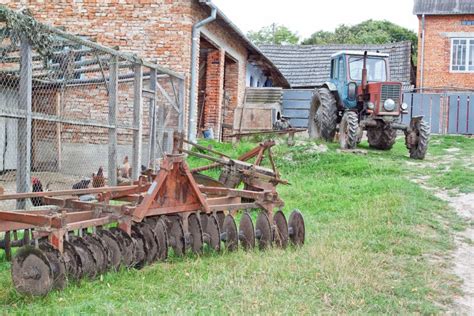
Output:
[0, 135, 306, 296]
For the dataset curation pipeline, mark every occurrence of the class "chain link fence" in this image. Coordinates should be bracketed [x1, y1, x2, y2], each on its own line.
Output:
[0, 9, 185, 210]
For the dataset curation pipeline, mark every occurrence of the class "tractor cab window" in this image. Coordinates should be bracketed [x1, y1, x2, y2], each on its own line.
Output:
[349, 56, 387, 82]
[338, 58, 344, 80]
[331, 59, 337, 79]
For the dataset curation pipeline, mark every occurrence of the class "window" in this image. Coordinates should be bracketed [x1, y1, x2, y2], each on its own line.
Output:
[451, 38, 474, 72]
[331, 59, 337, 79]
[349, 57, 387, 82]
[338, 57, 344, 80]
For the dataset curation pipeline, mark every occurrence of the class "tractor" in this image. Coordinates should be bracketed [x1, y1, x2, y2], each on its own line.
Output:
[308, 51, 430, 159]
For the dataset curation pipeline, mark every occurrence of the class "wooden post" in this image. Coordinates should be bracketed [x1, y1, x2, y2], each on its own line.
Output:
[108, 56, 118, 186]
[16, 38, 32, 210]
[132, 64, 143, 180]
[149, 68, 157, 170]
[178, 78, 185, 134]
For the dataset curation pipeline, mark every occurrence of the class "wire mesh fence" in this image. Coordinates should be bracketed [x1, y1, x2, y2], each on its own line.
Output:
[0, 9, 185, 210]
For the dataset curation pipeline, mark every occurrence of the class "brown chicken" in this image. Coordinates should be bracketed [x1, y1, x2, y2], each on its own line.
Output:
[92, 166, 106, 188]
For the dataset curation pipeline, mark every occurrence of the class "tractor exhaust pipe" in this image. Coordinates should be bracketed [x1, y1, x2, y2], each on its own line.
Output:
[361, 51, 368, 94]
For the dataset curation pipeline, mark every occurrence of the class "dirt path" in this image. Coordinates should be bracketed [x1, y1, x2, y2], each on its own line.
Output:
[410, 151, 474, 313]
[435, 191, 474, 314]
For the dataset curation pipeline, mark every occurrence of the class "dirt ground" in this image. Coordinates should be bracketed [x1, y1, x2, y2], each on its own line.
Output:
[410, 147, 474, 314]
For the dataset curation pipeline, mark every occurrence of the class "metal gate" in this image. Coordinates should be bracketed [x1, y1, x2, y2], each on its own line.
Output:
[403, 93, 474, 135]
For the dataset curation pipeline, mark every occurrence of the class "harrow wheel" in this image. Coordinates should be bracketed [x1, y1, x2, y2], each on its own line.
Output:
[70, 236, 97, 279]
[288, 210, 306, 246]
[273, 211, 289, 249]
[39, 241, 67, 291]
[256, 212, 272, 250]
[83, 235, 108, 275]
[11, 246, 54, 296]
[131, 226, 147, 269]
[164, 216, 185, 257]
[222, 215, 238, 251]
[96, 229, 122, 271]
[202, 214, 221, 252]
[239, 212, 255, 250]
[63, 240, 82, 280]
[110, 227, 135, 267]
[186, 213, 203, 255]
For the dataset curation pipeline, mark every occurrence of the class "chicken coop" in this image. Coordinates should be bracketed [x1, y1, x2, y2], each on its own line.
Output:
[0, 8, 185, 210]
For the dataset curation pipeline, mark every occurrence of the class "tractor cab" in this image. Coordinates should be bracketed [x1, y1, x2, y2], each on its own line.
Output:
[329, 51, 406, 116]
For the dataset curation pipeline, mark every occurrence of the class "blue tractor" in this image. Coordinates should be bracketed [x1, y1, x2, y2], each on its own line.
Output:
[308, 51, 430, 159]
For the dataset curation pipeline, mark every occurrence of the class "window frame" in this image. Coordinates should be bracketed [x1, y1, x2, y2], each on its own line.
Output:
[450, 37, 474, 73]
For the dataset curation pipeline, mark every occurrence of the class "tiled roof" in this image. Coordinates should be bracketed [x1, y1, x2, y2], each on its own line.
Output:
[413, 0, 474, 15]
[260, 42, 413, 88]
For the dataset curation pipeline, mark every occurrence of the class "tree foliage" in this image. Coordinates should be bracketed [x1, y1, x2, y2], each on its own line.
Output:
[302, 20, 418, 62]
[247, 24, 300, 45]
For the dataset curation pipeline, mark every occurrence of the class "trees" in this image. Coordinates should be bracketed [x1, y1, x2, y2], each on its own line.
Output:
[247, 24, 300, 45]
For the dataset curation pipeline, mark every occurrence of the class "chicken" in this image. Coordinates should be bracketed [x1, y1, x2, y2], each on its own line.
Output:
[119, 156, 131, 179]
[31, 177, 44, 207]
[92, 166, 106, 188]
[72, 178, 91, 190]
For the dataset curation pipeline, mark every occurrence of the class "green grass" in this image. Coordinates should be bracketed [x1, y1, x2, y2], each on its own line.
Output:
[0, 135, 472, 314]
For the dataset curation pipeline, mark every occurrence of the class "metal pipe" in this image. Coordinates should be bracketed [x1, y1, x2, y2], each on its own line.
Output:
[420, 14, 426, 92]
[188, 0, 218, 142]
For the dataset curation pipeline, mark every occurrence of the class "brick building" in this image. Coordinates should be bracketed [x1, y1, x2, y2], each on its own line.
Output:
[4, 0, 288, 140]
[414, 0, 474, 91]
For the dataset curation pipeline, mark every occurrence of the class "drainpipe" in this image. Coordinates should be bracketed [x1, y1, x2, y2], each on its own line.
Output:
[420, 14, 426, 93]
[188, 0, 217, 142]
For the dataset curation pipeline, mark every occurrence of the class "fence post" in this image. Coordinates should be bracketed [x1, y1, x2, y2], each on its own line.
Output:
[178, 78, 185, 134]
[132, 64, 143, 180]
[149, 68, 157, 170]
[16, 38, 32, 209]
[108, 56, 118, 186]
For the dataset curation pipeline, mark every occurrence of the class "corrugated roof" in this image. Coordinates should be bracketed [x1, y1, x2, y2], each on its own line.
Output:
[413, 0, 474, 15]
[260, 42, 413, 89]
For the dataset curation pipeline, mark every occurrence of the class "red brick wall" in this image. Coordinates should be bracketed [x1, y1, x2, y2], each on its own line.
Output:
[202, 49, 224, 137]
[417, 14, 474, 90]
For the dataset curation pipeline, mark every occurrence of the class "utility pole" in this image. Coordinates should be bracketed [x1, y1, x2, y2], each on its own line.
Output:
[272, 23, 276, 44]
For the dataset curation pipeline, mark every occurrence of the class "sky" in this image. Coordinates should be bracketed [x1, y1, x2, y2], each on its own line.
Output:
[212, 0, 419, 39]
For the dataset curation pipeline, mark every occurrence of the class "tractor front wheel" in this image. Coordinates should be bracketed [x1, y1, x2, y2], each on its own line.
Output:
[308, 87, 338, 142]
[367, 123, 397, 150]
[405, 119, 430, 160]
[339, 111, 359, 149]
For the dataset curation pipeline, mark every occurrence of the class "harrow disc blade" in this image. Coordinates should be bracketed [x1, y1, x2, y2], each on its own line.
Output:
[137, 223, 159, 264]
[11, 246, 53, 296]
[187, 213, 203, 255]
[70, 236, 97, 279]
[215, 212, 225, 232]
[63, 240, 82, 280]
[256, 212, 272, 250]
[83, 235, 108, 275]
[203, 214, 221, 252]
[39, 242, 67, 291]
[153, 218, 169, 261]
[239, 212, 255, 250]
[222, 215, 238, 252]
[288, 210, 305, 246]
[164, 216, 185, 257]
[273, 211, 289, 249]
[131, 226, 147, 269]
[109, 227, 135, 268]
[97, 229, 122, 271]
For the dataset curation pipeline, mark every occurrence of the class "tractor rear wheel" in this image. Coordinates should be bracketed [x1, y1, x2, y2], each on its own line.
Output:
[339, 111, 359, 149]
[406, 119, 430, 160]
[367, 123, 397, 150]
[308, 87, 338, 142]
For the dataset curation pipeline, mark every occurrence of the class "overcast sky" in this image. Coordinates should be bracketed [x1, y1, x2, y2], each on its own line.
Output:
[212, 0, 419, 39]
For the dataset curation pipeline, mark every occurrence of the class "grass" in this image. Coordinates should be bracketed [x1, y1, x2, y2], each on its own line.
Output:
[0, 135, 472, 314]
